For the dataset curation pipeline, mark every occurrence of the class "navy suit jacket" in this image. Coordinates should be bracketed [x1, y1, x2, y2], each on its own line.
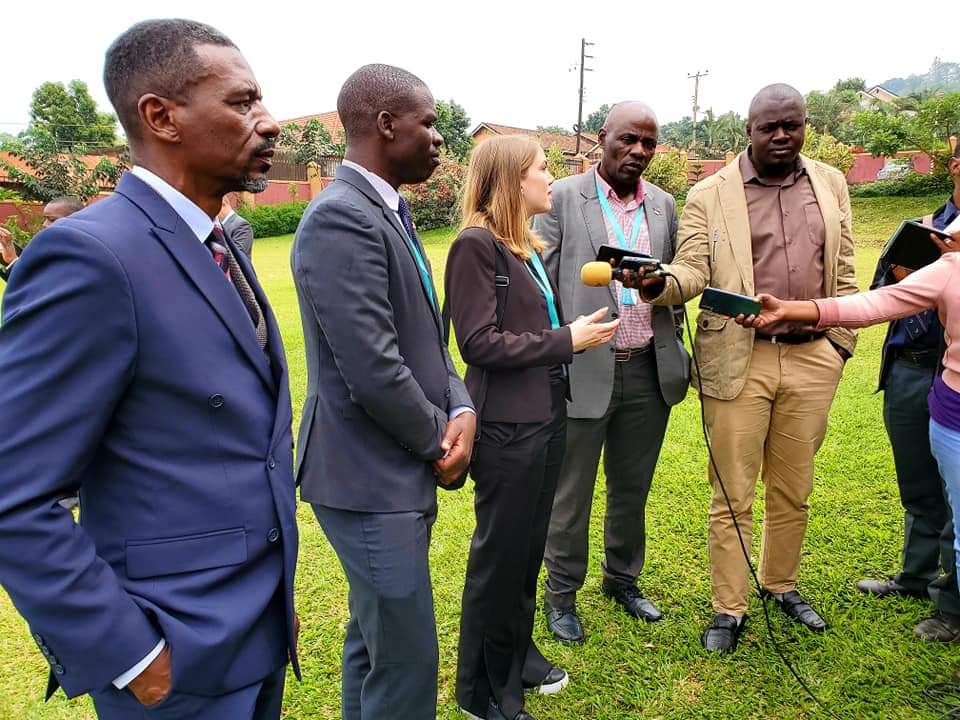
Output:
[0, 173, 299, 699]
[291, 164, 473, 513]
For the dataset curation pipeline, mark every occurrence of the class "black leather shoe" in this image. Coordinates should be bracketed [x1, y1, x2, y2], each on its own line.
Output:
[915, 611, 960, 642]
[766, 589, 827, 632]
[601, 581, 663, 622]
[701, 613, 746, 653]
[475, 700, 535, 720]
[856, 577, 927, 599]
[545, 601, 585, 644]
[523, 666, 569, 695]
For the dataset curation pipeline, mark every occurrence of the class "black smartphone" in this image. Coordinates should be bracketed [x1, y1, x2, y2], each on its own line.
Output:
[596, 244, 660, 269]
[700, 287, 761, 318]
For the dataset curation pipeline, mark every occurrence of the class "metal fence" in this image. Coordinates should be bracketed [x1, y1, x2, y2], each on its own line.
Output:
[266, 150, 342, 181]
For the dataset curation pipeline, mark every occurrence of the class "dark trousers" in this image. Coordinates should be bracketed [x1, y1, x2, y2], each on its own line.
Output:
[313, 504, 438, 720]
[456, 381, 567, 719]
[544, 352, 670, 608]
[91, 667, 286, 720]
[884, 358, 960, 616]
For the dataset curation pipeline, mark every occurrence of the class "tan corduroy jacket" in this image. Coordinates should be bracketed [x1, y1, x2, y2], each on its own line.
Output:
[644, 152, 858, 400]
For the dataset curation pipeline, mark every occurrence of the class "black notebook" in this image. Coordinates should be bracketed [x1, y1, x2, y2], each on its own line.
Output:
[879, 220, 950, 271]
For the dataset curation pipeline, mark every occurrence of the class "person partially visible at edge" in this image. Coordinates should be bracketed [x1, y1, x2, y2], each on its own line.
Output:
[446, 135, 618, 720]
[532, 101, 690, 645]
[219, 196, 254, 257]
[855, 141, 960, 643]
[638, 83, 857, 653]
[0, 18, 300, 719]
[290, 63, 476, 720]
[0, 196, 84, 281]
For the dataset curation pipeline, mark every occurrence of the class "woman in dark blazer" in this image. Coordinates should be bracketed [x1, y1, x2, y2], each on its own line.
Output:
[446, 135, 618, 720]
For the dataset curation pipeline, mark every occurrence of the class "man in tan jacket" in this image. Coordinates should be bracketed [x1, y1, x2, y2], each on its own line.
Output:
[639, 84, 857, 653]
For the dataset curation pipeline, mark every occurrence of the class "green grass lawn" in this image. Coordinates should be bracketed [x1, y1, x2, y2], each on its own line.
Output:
[0, 195, 955, 719]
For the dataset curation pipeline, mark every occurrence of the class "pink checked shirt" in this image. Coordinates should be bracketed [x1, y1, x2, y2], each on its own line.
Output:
[596, 173, 655, 349]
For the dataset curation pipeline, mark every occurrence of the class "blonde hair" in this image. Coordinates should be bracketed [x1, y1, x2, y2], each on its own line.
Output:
[460, 135, 545, 260]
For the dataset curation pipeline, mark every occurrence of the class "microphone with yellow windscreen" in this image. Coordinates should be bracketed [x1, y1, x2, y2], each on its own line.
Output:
[580, 261, 618, 287]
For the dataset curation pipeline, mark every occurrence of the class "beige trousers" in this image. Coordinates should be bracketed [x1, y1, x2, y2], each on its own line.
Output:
[702, 337, 844, 616]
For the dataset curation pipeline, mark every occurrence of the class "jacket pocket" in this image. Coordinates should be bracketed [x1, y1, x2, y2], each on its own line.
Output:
[697, 310, 728, 332]
[126, 527, 248, 579]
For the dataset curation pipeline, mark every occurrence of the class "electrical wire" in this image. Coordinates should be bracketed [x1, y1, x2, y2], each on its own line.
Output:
[663, 270, 841, 719]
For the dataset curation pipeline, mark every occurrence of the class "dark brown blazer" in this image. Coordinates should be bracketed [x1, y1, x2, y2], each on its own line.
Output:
[444, 226, 573, 424]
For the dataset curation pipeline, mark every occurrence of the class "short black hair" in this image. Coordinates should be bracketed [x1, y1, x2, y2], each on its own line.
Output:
[337, 64, 430, 141]
[47, 196, 84, 215]
[104, 19, 236, 140]
[747, 83, 805, 124]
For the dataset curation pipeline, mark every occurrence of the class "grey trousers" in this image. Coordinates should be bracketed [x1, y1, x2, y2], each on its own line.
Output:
[543, 351, 670, 608]
[314, 504, 438, 720]
[884, 358, 960, 617]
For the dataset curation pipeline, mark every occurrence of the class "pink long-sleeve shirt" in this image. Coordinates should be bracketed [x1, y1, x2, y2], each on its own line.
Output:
[814, 252, 960, 392]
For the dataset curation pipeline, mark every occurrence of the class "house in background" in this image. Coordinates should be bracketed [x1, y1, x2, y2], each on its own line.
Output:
[470, 122, 602, 172]
[857, 85, 899, 108]
[276, 110, 345, 177]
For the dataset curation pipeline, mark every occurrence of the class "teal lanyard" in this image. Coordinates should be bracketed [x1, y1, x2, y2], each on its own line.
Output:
[400, 226, 437, 312]
[595, 173, 645, 306]
[525, 252, 560, 330]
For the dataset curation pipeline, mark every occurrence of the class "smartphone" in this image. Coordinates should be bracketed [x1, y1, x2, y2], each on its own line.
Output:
[700, 287, 761, 318]
[596, 244, 660, 269]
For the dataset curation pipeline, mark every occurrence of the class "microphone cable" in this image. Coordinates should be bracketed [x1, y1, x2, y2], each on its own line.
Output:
[659, 270, 841, 719]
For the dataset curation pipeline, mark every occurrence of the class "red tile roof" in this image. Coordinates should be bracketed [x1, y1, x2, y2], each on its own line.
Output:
[472, 122, 600, 156]
[277, 111, 345, 140]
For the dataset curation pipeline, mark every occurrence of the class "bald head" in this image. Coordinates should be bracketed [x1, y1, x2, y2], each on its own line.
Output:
[597, 101, 659, 196]
[337, 64, 430, 141]
[602, 101, 658, 133]
[746, 84, 807, 179]
[748, 84, 805, 125]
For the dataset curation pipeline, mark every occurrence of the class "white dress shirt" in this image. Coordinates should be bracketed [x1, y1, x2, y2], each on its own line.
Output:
[340, 160, 473, 421]
[112, 166, 220, 689]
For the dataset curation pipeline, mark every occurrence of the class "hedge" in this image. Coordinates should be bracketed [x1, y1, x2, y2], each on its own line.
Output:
[850, 172, 952, 198]
[236, 201, 309, 238]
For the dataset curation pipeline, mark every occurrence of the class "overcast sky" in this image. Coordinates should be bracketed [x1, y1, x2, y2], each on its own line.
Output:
[3, 0, 955, 138]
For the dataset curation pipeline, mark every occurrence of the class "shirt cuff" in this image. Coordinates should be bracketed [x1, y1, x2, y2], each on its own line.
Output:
[449, 405, 475, 420]
[113, 639, 165, 689]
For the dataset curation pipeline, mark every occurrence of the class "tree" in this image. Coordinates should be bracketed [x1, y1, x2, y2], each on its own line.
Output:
[805, 89, 859, 138]
[536, 125, 570, 135]
[660, 117, 695, 149]
[24, 80, 118, 149]
[277, 119, 342, 163]
[583, 104, 611, 134]
[716, 111, 748, 154]
[545, 144, 570, 180]
[850, 110, 912, 157]
[435, 99, 472, 160]
[802, 127, 854, 175]
[1, 132, 126, 202]
[833, 77, 866, 93]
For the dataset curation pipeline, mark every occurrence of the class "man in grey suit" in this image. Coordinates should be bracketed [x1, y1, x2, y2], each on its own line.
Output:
[291, 64, 476, 720]
[534, 102, 689, 643]
[220, 198, 255, 257]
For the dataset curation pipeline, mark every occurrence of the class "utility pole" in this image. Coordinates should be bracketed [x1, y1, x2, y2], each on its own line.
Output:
[575, 38, 595, 155]
[687, 70, 709, 151]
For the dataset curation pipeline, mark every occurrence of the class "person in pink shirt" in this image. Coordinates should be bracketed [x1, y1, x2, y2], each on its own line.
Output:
[736, 228, 960, 592]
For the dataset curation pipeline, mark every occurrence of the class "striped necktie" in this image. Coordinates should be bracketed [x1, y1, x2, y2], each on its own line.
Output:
[206, 225, 268, 351]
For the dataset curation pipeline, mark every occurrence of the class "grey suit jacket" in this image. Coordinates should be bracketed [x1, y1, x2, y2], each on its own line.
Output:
[534, 167, 690, 418]
[223, 211, 254, 257]
[291, 165, 473, 513]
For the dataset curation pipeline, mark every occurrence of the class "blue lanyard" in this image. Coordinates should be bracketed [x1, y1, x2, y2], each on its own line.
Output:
[399, 226, 437, 312]
[595, 173, 645, 306]
[525, 252, 560, 330]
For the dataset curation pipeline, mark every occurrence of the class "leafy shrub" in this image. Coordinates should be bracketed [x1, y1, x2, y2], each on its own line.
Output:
[645, 149, 689, 201]
[236, 201, 309, 238]
[849, 172, 952, 198]
[401, 156, 467, 231]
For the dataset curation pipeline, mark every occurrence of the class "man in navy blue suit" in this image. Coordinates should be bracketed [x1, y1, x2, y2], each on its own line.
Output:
[0, 19, 299, 719]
